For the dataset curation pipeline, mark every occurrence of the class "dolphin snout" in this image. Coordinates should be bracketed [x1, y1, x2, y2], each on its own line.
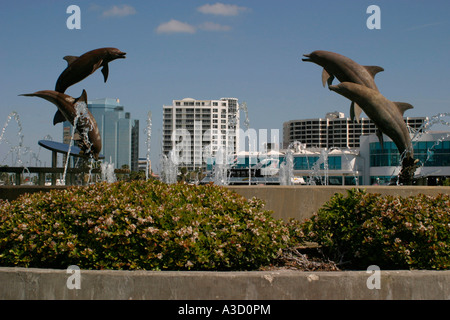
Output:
[328, 84, 339, 92]
[302, 54, 311, 62]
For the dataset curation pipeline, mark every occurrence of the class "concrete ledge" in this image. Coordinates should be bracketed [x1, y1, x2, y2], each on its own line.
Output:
[228, 186, 450, 221]
[1, 267, 449, 300]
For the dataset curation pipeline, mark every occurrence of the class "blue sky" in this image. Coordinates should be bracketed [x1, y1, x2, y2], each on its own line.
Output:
[1, 1, 450, 172]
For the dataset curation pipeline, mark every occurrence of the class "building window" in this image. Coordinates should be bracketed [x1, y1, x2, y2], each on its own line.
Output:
[328, 156, 342, 170]
[369, 141, 450, 167]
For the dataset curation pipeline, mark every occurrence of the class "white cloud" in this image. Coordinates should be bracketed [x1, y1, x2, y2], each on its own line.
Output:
[102, 5, 137, 18]
[88, 4, 102, 12]
[405, 21, 446, 31]
[156, 19, 197, 34]
[199, 21, 231, 31]
[197, 3, 248, 16]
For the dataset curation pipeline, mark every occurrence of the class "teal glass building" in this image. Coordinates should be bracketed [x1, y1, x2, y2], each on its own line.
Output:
[63, 98, 139, 171]
[370, 141, 450, 168]
[360, 133, 450, 185]
[205, 131, 450, 186]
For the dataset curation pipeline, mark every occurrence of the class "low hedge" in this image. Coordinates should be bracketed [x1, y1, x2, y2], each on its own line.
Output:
[1, 183, 449, 271]
[0, 180, 294, 270]
[300, 189, 450, 270]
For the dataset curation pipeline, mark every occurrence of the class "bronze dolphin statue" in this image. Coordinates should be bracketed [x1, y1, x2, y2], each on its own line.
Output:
[302, 50, 384, 122]
[329, 82, 417, 183]
[20, 90, 102, 160]
[55, 47, 126, 93]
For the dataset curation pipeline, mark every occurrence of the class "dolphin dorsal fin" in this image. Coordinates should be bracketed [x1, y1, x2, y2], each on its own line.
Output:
[63, 56, 78, 66]
[393, 102, 414, 116]
[364, 66, 384, 78]
[75, 90, 88, 104]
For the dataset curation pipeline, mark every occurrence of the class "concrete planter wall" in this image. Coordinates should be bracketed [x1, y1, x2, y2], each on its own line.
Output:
[1, 267, 449, 300]
[228, 185, 450, 221]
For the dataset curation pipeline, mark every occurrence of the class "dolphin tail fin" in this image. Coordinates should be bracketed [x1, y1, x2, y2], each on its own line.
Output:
[393, 102, 414, 116]
[101, 63, 109, 83]
[364, 66, 384, 78]
[53, 110, 67, 125]
[321, 69, 334, 87]
[63, 56, 78, 66]
[350, 102, 362, 123]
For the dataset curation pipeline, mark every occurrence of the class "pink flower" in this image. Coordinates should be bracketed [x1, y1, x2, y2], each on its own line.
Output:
[105, 216, 114, 226]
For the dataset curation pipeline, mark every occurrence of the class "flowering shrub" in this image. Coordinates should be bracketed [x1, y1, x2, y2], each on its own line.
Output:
[0, 180, 294, 270]
[301, 189, 450, 270]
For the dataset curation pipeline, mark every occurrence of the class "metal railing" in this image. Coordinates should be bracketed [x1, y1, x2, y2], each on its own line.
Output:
[0, 167, 129, 186]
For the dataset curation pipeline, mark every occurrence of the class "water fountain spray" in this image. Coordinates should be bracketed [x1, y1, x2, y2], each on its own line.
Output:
[240, 102, 252, 185]
[145, 111, 152, 180]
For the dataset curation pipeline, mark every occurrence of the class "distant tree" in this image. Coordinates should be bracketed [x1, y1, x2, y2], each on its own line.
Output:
[178, 167, 188, 182]
[128, 170, 147, 181]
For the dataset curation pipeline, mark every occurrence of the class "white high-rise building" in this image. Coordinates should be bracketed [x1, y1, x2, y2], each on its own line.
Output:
[283, 112, 427, 149]
[162, 97, 240, 172]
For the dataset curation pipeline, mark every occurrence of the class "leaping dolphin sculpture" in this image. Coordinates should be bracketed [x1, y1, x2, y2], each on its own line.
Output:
[329, 82, 418, 184]
[20, 90, 102, 160]
[302, 50, 384, 122]
[55, 47, 126, 93]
